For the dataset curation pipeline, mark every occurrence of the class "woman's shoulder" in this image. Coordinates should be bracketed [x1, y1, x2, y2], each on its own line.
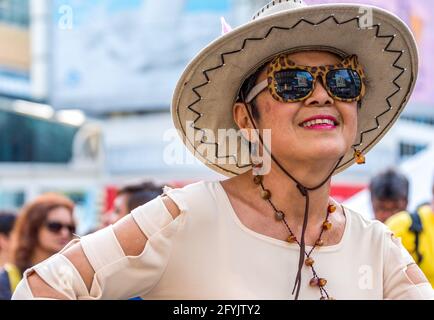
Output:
[161, 180, 222, 211]
[163, 180, 220, 194]
[162, 180, 221, 197]
[342, 205, 391, 239]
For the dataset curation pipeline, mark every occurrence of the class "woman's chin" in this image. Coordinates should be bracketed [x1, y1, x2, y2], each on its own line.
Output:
[274, 137, 349, 163]
[295, 145, 346, 162]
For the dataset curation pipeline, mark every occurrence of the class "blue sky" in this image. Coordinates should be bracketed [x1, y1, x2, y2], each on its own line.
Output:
[185, 0, 231, 12]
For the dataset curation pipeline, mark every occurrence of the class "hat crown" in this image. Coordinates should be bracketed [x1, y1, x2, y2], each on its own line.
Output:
[253, 0, 307, 20]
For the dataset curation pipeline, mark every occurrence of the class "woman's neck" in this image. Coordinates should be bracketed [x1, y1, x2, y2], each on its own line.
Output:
[222, 156, 346, 245]
[241, 157, 338, 227]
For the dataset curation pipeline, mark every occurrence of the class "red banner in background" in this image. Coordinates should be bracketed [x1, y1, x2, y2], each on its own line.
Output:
[104, 186, 118, 213]
[330, 184, 366, 202]
[103, 181, 367, 212]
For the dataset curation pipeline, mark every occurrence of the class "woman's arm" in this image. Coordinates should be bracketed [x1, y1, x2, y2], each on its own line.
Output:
[15, 196, 180, 299]
[383, 232, 434, 299]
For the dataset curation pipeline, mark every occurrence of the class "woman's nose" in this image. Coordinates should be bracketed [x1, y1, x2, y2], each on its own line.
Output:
[303, 79, 334, 107]
[60, 227, 72, 238]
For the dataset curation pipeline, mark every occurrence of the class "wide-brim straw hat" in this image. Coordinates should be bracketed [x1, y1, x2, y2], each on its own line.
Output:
[171, 0, 419, 177]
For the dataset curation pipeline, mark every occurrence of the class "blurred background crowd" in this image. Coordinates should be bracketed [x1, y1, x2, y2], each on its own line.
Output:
[0, 0, 434, 299]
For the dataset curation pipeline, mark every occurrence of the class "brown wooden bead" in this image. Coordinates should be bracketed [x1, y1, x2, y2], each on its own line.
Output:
[318, 278, 327, 287]
[323, 221, 332, 230]
[354, 150, 365, 164]
[305, 257, 314, 267]
[261, 189, 271, 200]
[275, 211, 284, 221]
[315, 239, 324, 246]
[309, 278, 319, 287]
[253, 175, 263, 185]
[356, 155, 365, 164]
[287, 235, 297, 243]
[327, 204, 336, 214]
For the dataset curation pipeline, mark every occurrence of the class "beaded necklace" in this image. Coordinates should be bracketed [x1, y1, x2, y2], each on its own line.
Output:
[253, 171, 336, 300]
[241, 89, 345, 299]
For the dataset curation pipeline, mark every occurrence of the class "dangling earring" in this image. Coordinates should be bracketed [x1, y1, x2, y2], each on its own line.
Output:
[354, 149, 365, 164]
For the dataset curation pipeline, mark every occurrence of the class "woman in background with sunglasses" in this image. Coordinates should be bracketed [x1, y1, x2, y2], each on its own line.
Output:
[13, 0, 434, 300]
[0, 193, 75, 299]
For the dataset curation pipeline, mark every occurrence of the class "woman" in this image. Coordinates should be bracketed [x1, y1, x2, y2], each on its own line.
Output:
[13, 1, 434, 299]
[0, 193, 76, 299]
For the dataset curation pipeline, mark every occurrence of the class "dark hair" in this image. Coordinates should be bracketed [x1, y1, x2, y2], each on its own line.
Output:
[0, 211, 16, 236]
[118, 182, 164, 212]
[10, 193, 74, 274]
[369, 168, 409, 201]
[238, 64, 268, 121]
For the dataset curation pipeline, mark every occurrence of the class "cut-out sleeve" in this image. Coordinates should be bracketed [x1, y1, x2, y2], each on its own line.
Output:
[383, 230, 434, 299]
[12, 193, 186, 300]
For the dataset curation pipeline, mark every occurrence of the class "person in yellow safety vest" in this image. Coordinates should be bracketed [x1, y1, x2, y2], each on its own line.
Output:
[386, 179, 434, 288]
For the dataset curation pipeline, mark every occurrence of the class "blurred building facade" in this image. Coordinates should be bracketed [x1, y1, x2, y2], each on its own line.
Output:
[1, 0, 433, 230]
[0, 0, 270, 232]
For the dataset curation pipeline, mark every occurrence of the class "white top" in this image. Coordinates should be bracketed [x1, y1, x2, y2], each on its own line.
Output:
[13, 180, 432, 300]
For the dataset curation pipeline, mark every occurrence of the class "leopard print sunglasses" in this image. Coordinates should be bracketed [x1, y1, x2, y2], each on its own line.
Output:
[245, 54, 366, 104]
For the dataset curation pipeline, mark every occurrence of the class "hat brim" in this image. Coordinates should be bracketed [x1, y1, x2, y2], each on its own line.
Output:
[171, 4, 418, 177]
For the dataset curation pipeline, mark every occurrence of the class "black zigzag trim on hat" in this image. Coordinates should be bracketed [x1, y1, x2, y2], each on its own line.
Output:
[178, 14, 412, 176]
[253, 0, 305, 21]
[346, 25, 412, 169]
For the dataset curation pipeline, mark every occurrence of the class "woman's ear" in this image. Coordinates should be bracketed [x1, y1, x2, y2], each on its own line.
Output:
[233, 102, 255, 141]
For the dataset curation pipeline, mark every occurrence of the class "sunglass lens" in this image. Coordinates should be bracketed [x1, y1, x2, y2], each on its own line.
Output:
[326, 69, 362, 100]
[46, 222, 75, 234]
[274, 70, 313, 101]
[46, 222, 62, 233]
